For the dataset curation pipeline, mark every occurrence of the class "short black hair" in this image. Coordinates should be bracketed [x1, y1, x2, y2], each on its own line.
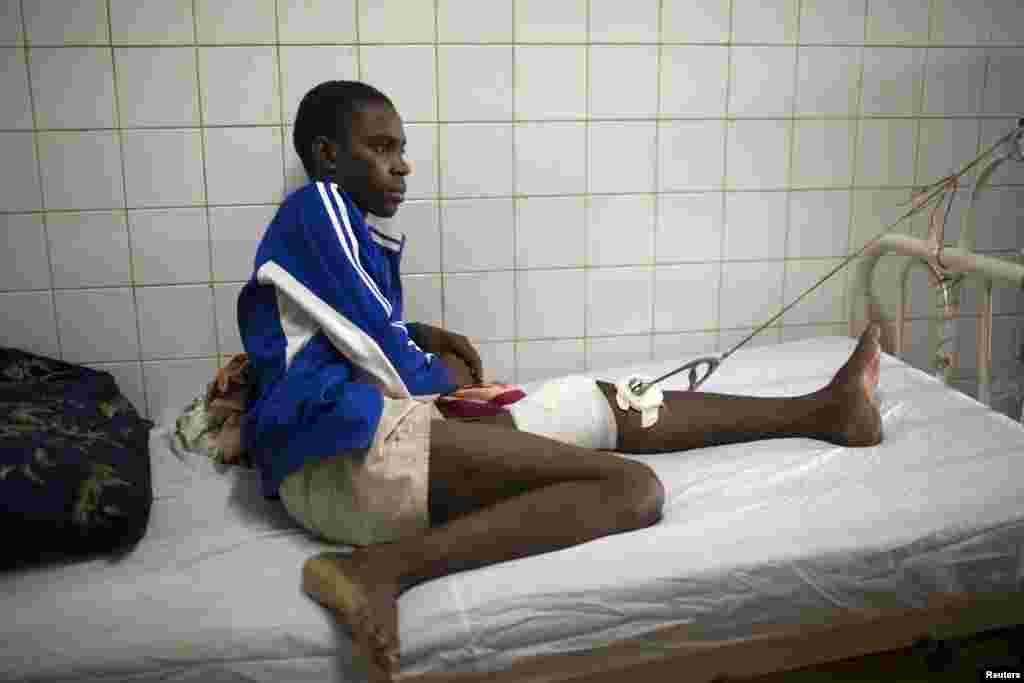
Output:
[292, 80, 393, 180]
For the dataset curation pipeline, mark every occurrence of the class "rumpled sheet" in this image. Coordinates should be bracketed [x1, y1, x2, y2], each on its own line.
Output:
[2, 336, 1023, 682]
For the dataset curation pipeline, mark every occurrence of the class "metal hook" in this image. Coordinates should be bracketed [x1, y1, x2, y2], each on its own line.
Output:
[629, 355, 722, 396]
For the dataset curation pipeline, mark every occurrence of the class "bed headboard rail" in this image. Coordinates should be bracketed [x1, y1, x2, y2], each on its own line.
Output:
[850, 234, 1024, 407]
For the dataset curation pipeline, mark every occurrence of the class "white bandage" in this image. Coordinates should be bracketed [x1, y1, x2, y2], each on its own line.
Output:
[507, 375, 618, 450]
[614, 376, 664, 428]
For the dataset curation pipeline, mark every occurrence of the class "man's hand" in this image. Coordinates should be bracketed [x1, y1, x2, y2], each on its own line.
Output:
[407, 323, 483, 384]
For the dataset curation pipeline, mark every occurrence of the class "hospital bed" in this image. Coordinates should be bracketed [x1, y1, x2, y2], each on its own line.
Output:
[4, 153, 1024, 683]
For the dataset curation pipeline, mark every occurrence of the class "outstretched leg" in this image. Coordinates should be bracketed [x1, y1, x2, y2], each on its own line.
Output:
[597, 324, 883, 454]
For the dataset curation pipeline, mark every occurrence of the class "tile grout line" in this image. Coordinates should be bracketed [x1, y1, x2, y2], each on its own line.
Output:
[843, 0, 872, 332]
[106, 0, 153, 418]
[713, 0, 737, 351]
[509, 0, 518, 382]
[779, 0, 806, 335]
[650, 0, 664, 364]
[582, 0, 590, 373]
[18, 0, 63, 365]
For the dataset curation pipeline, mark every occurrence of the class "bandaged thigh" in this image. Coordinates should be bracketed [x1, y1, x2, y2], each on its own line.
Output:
[507, 375, 618, 450]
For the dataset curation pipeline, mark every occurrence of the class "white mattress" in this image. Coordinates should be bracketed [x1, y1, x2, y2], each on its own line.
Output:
[3, 336, 1024, 682]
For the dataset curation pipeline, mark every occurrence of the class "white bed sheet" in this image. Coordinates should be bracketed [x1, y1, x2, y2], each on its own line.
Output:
[3, 336, 1024, 682]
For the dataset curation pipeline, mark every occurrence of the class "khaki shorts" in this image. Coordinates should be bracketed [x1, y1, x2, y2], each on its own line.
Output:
[279, 397, 443, 546]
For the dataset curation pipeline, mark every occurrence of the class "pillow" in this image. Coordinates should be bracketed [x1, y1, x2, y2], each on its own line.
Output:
[0, 348, 154, 570]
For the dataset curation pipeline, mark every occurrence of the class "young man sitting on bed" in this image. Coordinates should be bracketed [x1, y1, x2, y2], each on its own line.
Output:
[237, 80, 883, 680]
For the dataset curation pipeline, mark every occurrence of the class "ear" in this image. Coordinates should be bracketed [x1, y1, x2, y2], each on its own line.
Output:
[311, 136, 337, 176]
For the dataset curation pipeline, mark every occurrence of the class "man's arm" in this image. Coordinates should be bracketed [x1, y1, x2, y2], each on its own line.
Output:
[406, 322, 483, 385]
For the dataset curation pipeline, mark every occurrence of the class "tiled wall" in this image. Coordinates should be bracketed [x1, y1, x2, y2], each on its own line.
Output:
[1, 0, 1023, 423]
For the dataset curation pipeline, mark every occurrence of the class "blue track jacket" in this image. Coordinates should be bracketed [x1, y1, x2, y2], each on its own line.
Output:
[237, 180, 456, 498]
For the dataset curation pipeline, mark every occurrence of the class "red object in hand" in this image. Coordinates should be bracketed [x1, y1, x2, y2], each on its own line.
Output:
[435, 383, 526, 418]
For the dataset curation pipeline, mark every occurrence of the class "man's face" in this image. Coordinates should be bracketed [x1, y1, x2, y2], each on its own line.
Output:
[336, 101, 409, 218]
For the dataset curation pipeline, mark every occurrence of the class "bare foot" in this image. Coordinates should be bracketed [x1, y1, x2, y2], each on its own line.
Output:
[302, 550, 400, 682]
[822, 324, 883, 447]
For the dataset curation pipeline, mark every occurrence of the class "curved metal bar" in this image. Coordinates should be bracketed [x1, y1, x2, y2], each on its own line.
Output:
[630, 355, 722, 395]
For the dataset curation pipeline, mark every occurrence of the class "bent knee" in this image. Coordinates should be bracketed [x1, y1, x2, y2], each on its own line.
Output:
[612, 462, 664, 529]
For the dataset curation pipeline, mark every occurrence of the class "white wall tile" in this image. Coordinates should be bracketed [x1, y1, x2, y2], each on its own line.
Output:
[405, 124, 439, 199]
[653, 330, 718, 361]
[854, 119, 917, 187]
[660, 46, 729, 118]
[516, 338, 585, 383]
[723, 192, 788, 260]
[916, 118, 980, 186]
[590, 0, 659, 42]
[799, 0, 866, 44]
[116, 48, 200, 127]
[360, 46, 436, 123]
[438, 46, 513, 121]
[516, 268, 585, 338]
[137, 284, 217, 359]
[130, 208, 210, 285]
[590, 46, 658, 119]
[0, 48, 31, 129]
[279, 46, 358, 125]
[110, 0, 195, 44]
[787, 190, 851, 258]
[143, 357, 219, 426]
[984, 49, 1024, 117]
[726, 120, 792, 190]
[391, 200, 439, 273]
[444, 271, 515, 341]
[783, 258, 846, 325]
[662, 0, 730, 43]
[475, 340, 516, 383]
[654, 263, 720, 332]
[972, 188, 1024, 252]
[586, 335, 652, 373]
[0, 214, 49, 291]
[980, 119, 1024, 187]
[849, 189, 910, 249]
[514, 0, 587, 43]
[990, 1, 1024, 45]
[400, 274, 443, 327]
[719, 261, 784, 328]
[515, 46, 586, 120]
[55, 288, 139, 364]
[359, 0, 435, 43]
[515, 122, 586, 195]
[30, 47, 115, 129]
[203, 127, 284, 205]
[440, 198, 514, 271]
[587, 267, 653, 336]
[866, 0, 929, 45]
[731, 0, 798, 44]
[47, 211, 130, 288]
[277, 0, 356, 43]
[923, 48, 986, 116]
[588, 194, 654, 266]
[729, 46, 796, 117]
[438, 0, 513, 43]
[209, 204, 270, 282]
[930, 0, 998, 45]
[24, 0, 108, 45]
[1, 0, 24, 45]
[195, 0, 276, 44]
[795, 46, 860, 117]
[200, 47, 280, 125]
[588, 122, 656, 194]
[720, 327, 782, 356]
[860, 48, 924, 116]
[123, 130, 205, 208]
[516, 196, 585, 268]
[441, 123, 514, 198]
[87, 361, 146, 418]
[659, 121, 726, 191]
[37, 131, 123, 211]
[791, 119, 854, 188]
[0, 292, 58, 357]
[656, 192, 723, 263]
[0, 132, 41, 211]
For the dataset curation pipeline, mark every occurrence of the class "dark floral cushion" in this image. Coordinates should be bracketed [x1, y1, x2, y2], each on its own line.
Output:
[0, 348, 153, 570]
